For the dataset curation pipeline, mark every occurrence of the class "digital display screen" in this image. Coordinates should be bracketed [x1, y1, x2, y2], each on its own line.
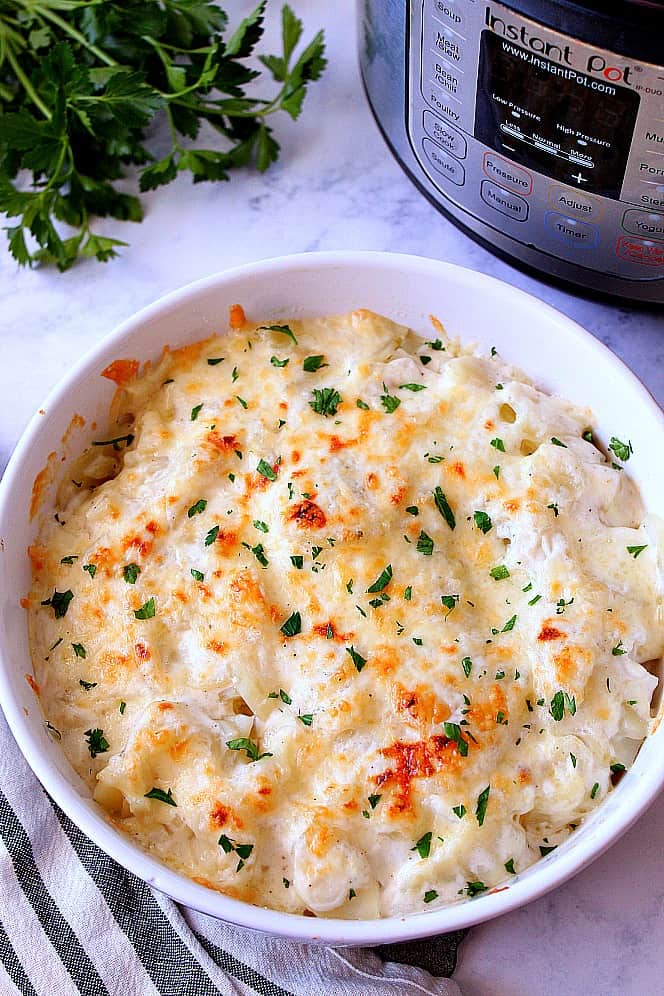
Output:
[474, 30, 640, 200]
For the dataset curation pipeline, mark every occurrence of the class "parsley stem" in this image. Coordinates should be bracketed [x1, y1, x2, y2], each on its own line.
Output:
[4, 42, 51, 119]
[32, 6, 118, 67]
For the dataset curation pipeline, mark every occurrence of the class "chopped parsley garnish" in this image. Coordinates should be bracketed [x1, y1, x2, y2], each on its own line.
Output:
[311, 545, 323, 560]
[258, 323, 298, 345]
[72, 643, 87, 659]
[134, 598, 156, 620]
[501, 614, 517, 632]
[42, 589, 74, 618]
[346, 646, 367, 672]
[226, 738, 272, 762]
[590, 782, 599, 799]
[420, 355, 431, 365]
[400, 383, 427, 392]
[412, 832, 432, 859]
[493, 465, 500, 479]
[207, 357, 224, 366]
[416, 531, 434, 556]
[256, 459, 277, 481]
[444, 722, 468, 757]
[303, 355, 328, 372]
[528, 594, 542, 606]
[452, 804, 466, 819]
[539, 845, 557, 856]
[280, 612, 302, 637]
[440, 594, 459, 617]
[433, 487, 455, 530]
[144, 787, 176, 806]
[549, 691, 565, 721]
[627, 544, 647, 559]
[123, 563, 141, 584]
[473, 510, 492, 534]
[612, 640, 626, 656]
[570, 753, 577, 767]
[461, 656, 472, 677]
[380, 386, 401, 414]
[190, 404, 203, 421]
[279, 689, 292, 705]
[270, 355, 289, 367]
[426, 338, 444, 350]
[188, 499, 207, 517]
[205, 525, 219, 546]
[504, 858, 516, 874]
[550, 436, 566, 447]
[249, 543, 269, 567]
[556, 597, 574, 614]
[367, 565, 392, 593]
[85, 728, 109, 758]
[609, 437, 632, 462]
[423, 890, 438, 904]
[426, 455, 443, 464]
[356, 399, 370, 410]
[83, 564, 97, 578]
[490, 437, 505, 452]
[309, 387, 341, 416]
[79, 679, 96, 690]
[218, 834, 254, 870]
[60, 555, 78, 565]
[465, 881, 487, 897]
[45, 721, 61, 740]
[368, 794, 381, 809]
[611, 763, 626, 774]
[404, 586, 412, 601]
[475, 785, 490, 826]
[91, 434, 134, 450]
[235, 396, 248, 409]
[191, 569, 205, 581]
[290, 555, 304, 569]
[582, 429, 593, 442]
[298, 714, 313, 726]
[405, 506, 419, 516]
[489, 565, 510, 581]
[253, 520, 269, 533]
[119, 702, 126, 715]
[348, 889, 356, 900]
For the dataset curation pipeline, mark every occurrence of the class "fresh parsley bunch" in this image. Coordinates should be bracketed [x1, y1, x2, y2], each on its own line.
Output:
[0, 1, 325, 268]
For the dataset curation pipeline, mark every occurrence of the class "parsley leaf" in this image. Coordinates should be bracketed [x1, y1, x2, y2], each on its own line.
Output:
[188, 499, 207, 517]
[257, 459, 277, 481]
[280, 611, 301, 637]
[72, 643, 87, 659]
[412, 832, 432, 858]
[433, 487, 455, 530]
[85, 728, 109, 758]
[627, 544, 647, 559]
[475, 785, 490, 826]
[259, 324, 298, 345]
[489, 565, 510, 581]
[380, 386, 401, 413]
[550, 436, 567, 447]
[123, 563, 141, 584]
[423, 889, 438, 903]
[309, 387, 341, 416]
[416, 531, 434, 556]
[226, 738, 272, 762]
[144, 787, 176, 806]
[473, 510, 492, 534]
[271, 355, 289, 367]
[345, 646, 367, 672]
[134, 597, 156, 620]
[303, 355, 327, 372]
[191, 569, 205, 581]
[609, 437, 633, 462]
[190, 404, 203, 421]
[42, 589, 74, 618]
[399, 383, 427, 392]
[367, 564, 392, 593]
[205, 525, 219, 546]
[461, 656, 472, 677]
[490, 437, 505, 452]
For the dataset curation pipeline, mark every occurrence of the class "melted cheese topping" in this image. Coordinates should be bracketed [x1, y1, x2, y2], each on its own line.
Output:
[28, 309, 663, 918]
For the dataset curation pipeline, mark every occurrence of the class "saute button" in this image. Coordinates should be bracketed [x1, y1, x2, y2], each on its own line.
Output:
[544, 212, 599, 248]
[548, 186, 602, 221]
[423, 139, 465, 185]
[480, 180, 528, 221]
[482, 153, 532, 195]
[616, 236, 664, 267]
[621, 208, 664, 241]
[423, 111, 467, 160]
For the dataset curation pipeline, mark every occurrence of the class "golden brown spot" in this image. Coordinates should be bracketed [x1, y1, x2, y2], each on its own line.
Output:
[205, 431, 240, 455]
[30, 451, 57, 520]
[372, 646, 400, 676]
[503, 499, 520, 513]
[291, 450, 301, 463]
[169, 739, 189, 759]
[553, 645, 590, 684]
[393, 683, 450, 725]
[25, 674, 40, 695]
[206, 639, 227, 654]
[365, 472, 379, 490]
[330, 435, 358, 452]
[61, 413, 86, 446]
[468, 685, 507, 732]
[313, 621, 354, 642]
[375, 735, 461, 814]
[214, 529, 238, 553]
[538, 625, 565, 642]
[342, 799, 359, 812]
[157, 702, 173, 710]
[101, 358, 140, 385]
[27, 544, 47, 573]
[287, 499, 326, 529]
[146, 520, 160, 536]
[305, 824, 335, 858]
[484, 419, 495, 431]
[390, 487, 406, 506]
[516, 767, 531, 784]
[448, 461, 466, 479]
[279, 402, 288, 411]
[258, 785, 272, 796]
[229, 303, 246, 329]
[135, 642, 151, 662]
[20, 597, 29, 609]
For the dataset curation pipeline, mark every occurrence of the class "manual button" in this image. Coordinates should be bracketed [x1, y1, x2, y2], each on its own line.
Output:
[423, 139, 465, 186]
[545, 212, 599, 248]
[622, 208, 664, 241]
[423, 111, 467, 160]
[482, 153, 532, 196]
[481, 180, 528, 221]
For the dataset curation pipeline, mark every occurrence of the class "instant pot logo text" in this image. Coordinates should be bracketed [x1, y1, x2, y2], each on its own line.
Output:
[484, 6, 634, 85]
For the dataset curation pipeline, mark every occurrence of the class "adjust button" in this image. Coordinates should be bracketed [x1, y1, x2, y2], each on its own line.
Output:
[482, 153, 532, 196]
[480, 180, 528, 222]
[423, 111, 467, 160]
[423, 138, 465, 186]
[622, 208, 664, 241]
[544, 212, 599, 248]
[548, 186, 602, 221]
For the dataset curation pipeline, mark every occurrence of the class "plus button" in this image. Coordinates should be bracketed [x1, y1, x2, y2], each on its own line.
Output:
[571, 171, 588, 185]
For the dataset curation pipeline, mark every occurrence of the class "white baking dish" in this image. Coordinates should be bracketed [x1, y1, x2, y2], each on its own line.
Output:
[0, 251, 662, 945]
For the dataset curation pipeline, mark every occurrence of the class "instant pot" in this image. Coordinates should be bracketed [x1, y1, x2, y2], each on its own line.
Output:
[359, 0, 664, 302]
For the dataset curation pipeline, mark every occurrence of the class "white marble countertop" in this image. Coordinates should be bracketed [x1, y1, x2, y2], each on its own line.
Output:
[1, 3, 662, 993]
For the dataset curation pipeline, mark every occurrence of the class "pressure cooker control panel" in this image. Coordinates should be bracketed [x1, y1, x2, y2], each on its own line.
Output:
[407, 0, 664, 278]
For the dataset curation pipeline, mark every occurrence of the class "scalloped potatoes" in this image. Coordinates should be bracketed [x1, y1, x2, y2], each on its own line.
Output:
[27, 309, 663, 917]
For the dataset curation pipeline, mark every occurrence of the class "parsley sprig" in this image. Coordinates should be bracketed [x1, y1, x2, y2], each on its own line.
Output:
[0, 2, 326, 269]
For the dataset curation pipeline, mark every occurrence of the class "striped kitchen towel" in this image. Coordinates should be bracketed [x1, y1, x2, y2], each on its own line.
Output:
[0, 710, 464, 996]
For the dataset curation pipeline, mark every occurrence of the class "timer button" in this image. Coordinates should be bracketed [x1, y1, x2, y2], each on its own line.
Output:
[548, 186, 602, 221]
[544, 212, 599, 248]
[423, 138, 465, 186]
[616, 236, 664, 267]
[480, 180, 529, 222]
[621, 208, 664, 241]
[423, 111, 467, 160]
[482, 153, 532, 196]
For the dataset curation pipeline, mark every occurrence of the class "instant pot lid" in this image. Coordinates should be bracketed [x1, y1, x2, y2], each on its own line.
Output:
[510, 0, 664, 62]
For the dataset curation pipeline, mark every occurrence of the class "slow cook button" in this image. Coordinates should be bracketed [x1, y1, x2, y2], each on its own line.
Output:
[548, 186, 602, 221]
[480, 180, 528, 221]
[622, 208, 664, 241]
[423, 139, 465, 185]
[616, 235, 664, 267]
[423, 111, 467, 160]
[482, 153, 532, 196]
[544, 212, 599, 248]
